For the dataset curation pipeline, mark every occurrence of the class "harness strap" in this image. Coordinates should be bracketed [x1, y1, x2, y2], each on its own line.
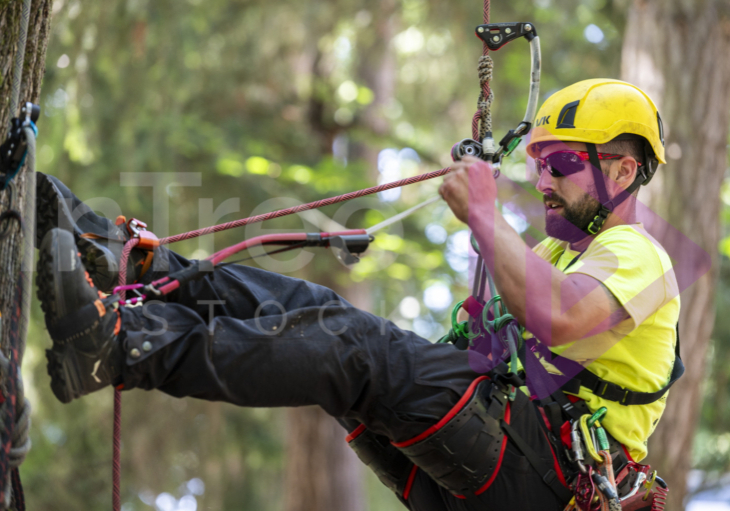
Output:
[585, 143, 647, 236]
[500, 420, 573, 502]
[545, 325, 683, 406]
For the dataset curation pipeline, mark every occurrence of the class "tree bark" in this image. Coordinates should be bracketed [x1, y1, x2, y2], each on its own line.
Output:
[283, 3, 403, 509]
[284, 406, 365, 511]
[621, 1, 730, 508]
[0, 0, 52, 509]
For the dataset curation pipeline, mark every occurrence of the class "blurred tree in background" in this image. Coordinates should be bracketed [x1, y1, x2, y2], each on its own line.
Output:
[9, 0, 728, 510]
[621, 1, 730, 509]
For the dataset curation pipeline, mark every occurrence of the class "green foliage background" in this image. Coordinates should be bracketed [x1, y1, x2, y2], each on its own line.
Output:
[17, 0, 729, 509]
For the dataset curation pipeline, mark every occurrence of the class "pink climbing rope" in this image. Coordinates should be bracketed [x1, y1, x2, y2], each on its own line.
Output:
[472, 0, 491, 141]
[158, 166, 454, 245]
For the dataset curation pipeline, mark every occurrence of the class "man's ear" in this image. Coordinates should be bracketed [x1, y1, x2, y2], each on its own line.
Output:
[615, 158, 638, 190]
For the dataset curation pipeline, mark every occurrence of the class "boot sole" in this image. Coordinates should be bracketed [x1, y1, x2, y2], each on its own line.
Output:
[36, 174, 122, 293]
[37, 230, 91, 404]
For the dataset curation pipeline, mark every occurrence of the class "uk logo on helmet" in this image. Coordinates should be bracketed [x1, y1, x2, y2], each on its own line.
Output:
[534, 115, 551, 127]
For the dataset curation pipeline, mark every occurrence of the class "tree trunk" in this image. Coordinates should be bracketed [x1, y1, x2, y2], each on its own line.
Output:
[621, 1, 730, 508]
[284, 407, 365, 511]
[283, 3, 403, 509]
[0, 0, 52, 509]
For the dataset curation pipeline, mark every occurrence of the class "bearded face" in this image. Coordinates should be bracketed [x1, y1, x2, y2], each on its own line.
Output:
[544, 186, 601, 244]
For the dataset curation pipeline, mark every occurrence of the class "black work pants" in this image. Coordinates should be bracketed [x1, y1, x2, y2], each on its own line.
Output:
[119, 251, 568, 511]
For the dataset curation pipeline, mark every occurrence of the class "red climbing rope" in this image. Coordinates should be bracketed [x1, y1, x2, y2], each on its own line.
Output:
[159, 166, 454, 245]
[112, 387, 122, 511]
[472, 0, 491, 140]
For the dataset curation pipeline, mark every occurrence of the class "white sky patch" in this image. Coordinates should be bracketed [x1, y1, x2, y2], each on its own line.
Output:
[337, 81, 358, 102]
[425, 223, 447, 244]
[399, 296, 421, 319]
[394, 26, 425, 54]
[377, 148, 420, 202]
[584, 24, 604, 44]
[334, 36, 352, 61]
[423, 284, 453, 311]
[502, 208, 529, 233]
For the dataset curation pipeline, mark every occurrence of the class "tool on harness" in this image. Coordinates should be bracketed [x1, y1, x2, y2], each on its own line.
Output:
[562, 404, 673, 511]
[0, 103, 39, 191]
[595, 450, 621, 511]
[451, 22, 540, 171]
[573, 467, 598, 510]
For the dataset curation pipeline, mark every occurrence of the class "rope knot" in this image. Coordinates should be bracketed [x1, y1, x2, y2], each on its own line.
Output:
[477, 55, 494, 85]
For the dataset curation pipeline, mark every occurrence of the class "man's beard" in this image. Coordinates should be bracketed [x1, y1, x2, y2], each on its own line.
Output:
[544, 190, 601, 243]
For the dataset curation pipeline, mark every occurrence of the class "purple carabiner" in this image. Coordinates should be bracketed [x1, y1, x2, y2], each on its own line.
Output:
[112, 283, 145, 295]
[119, 295, 147, 306]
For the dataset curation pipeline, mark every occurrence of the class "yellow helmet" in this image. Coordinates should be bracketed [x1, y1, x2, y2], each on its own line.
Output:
[526, 79, 666, 167]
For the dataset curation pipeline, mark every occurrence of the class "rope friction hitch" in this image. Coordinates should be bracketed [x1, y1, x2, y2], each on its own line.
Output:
[114, 230, 374, 304]
[0, 102, 40, 190]
[451, 22, 541, 170]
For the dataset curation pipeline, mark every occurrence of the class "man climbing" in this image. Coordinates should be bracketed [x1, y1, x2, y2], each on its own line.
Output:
[35, 79, 680, 510]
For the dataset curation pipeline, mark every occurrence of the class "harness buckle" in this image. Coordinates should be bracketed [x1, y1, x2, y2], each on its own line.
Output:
[597, 381, 610, 397]
[620, 390, 630, 405]
[542, 469, 558, 486]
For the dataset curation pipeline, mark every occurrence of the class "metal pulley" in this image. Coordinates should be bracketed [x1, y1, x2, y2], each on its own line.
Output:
[451, 21, 541, 171]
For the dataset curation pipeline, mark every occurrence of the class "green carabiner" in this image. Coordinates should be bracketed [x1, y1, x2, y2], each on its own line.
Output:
[588, 407, 610, 451]
[451, 300, 469, 339]
[587, 406, 608, 428]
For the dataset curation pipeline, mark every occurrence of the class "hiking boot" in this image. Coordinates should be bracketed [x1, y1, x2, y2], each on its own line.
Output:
[36, 172, 152, 293]
[38, 228, 123, 403]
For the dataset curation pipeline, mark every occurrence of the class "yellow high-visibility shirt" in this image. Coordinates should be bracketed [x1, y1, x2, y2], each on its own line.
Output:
[530, 223, 680, 461]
